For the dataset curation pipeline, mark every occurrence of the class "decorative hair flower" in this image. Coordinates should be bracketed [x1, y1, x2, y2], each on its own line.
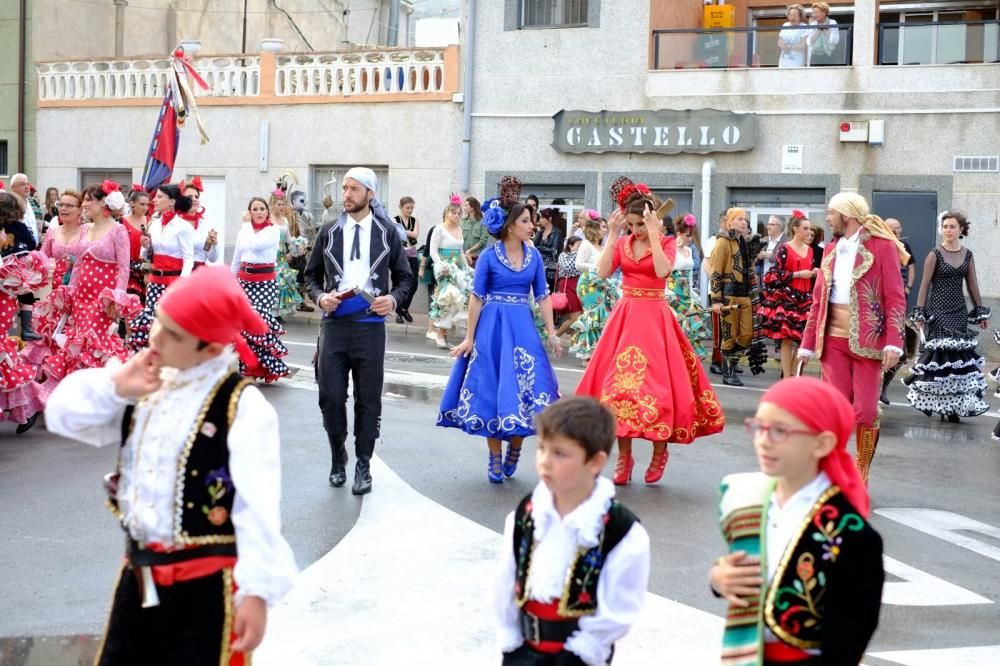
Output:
[104, 191, 126, 212]
[586, 209, 600, 221]
[271, 188, 286, 199]
[480, 197, 506, 235]
[683, 213, 697, 227]
[616, 182, 652, 210]
[130, 183, 146, 194]
[449, 193, 462, 206]
[100, 179, 121, 196]
[791, 209, 806, 219]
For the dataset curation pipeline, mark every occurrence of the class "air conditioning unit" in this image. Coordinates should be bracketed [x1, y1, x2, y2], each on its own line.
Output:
[839, 121, 868, 142]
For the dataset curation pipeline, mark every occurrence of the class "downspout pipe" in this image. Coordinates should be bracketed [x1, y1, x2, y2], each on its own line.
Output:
[17, 0, 26, 173]
[114, 0, 128, 57]
[459, 0, 476, 193]
[699, 158, 715, 306]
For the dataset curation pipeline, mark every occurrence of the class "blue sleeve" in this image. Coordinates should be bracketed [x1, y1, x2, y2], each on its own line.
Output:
[532, 247, 550, 302]
[472, 248, 490, 300]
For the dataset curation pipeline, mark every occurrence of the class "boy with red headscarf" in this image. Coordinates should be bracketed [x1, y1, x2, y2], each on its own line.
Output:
[45, 266, 297, 666]
[710, 376, 884, 666]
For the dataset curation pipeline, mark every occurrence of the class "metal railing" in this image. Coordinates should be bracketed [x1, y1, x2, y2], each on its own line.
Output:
[878, 20, 999, 65]
[652, 24, 853, 70]
[36, 55, 260, 101]
[273, 48, 449, 96]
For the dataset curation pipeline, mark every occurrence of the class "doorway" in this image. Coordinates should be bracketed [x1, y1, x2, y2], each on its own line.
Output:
[871, 191, 938, 309]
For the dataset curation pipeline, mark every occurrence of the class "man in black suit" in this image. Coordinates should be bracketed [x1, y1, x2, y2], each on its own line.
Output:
[304, 168, 413, 495]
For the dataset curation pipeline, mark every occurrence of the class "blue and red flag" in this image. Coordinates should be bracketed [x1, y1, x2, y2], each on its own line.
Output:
[140, 46, 209, 191]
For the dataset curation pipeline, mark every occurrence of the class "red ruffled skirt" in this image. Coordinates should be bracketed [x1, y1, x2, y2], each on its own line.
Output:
[1, 253, 49, 423]
[575, 288, 725, 443]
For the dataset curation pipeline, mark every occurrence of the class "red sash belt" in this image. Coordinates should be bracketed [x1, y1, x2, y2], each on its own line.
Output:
[764, 641, 812, 662]
[239, 262, 276, 283]
[521, 599, 573, 655]
[134, 542, 238, 586]
[149, 255, 185, 285]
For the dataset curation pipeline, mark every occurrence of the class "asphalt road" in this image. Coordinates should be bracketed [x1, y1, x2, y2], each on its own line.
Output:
[1, 318, 999, 665]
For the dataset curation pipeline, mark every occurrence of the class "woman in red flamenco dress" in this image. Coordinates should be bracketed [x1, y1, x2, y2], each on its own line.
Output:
[575, 185, 724, 485]
[0, 191, 48, 432]
[37, 182, 140, 390]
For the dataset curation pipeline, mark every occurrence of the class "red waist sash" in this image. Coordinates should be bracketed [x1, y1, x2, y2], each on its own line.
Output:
[149, 255, 185, 285]
[238, 262, 276, 283]
[763, 641, 812, 662]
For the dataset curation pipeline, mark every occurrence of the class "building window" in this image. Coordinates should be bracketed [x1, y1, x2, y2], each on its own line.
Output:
[0, 141, 7, 177]
[309, 165, 389, 226]
[507, 0, 597, 30]
[79, 169, 133, 190]
[878, 3, 999, 65]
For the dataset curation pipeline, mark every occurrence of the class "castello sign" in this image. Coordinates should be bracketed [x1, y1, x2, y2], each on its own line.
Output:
[552, 109, 758, 155]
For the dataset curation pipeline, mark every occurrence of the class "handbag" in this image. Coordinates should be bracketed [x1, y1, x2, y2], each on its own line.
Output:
[550, 274, 570, 312]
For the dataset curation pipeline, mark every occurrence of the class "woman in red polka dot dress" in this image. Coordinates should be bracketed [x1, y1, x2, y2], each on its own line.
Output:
[38, 182, 140, 390]
[0, 191, 48, 433]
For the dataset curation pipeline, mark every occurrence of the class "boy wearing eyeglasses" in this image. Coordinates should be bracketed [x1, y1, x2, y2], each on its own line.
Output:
[710, 376, 884, 666]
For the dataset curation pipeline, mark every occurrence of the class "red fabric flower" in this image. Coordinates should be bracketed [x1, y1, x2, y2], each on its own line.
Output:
[577, 591, 593, 605]
[101, 180, 120, 195]
[207, 507, 229, 526]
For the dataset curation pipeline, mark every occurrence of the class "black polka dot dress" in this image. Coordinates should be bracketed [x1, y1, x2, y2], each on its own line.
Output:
[903, 249, 990, 417]
[238, 277, 290, 382]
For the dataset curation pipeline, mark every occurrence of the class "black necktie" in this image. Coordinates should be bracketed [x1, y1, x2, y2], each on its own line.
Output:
[350, 223, 361, 261]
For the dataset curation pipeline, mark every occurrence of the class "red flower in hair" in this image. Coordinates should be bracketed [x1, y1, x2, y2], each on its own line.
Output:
[791, 209, 806, 219]
[130, 183, 145, 193]
[637, 183, 651, 196]
[101, 179, 120, 195]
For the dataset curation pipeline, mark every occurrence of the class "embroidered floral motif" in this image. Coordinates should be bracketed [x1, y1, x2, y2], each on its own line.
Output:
[201, 467, 233, 526]
[810, 503, 864, 562]
[773, 552, 826, 635]
[600, 345, 670, 440]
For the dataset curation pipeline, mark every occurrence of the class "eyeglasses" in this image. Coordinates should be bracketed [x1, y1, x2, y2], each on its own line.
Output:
[56, 203, 79, 209]
[744, 418, 818, 443]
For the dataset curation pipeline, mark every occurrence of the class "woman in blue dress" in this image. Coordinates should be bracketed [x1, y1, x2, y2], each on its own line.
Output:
[438, 194, 562, 484]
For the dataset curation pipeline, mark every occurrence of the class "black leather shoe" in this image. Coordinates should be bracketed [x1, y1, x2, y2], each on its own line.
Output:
[329, 465, 347, 487]
[15, 411, 39, 435]
[395, 314, 405, 324]
[401, 309, 414, 323]
[352, 459, 372, 495]
[709, 363, 722, 375]
[721, 359, 743, 387]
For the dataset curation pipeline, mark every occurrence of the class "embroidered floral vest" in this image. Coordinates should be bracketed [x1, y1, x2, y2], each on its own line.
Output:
[511, 494, 637, 617]
[114, 372, 251, 547]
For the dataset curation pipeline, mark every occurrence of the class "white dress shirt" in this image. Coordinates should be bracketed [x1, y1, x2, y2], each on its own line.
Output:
[192, 221, 220, 264]
[764, 472, 830, 652]
[762, 234, 784, 275]
[143, 212, 195, 277]
[21, 202, 39, 243]
[830, 230, 861, 305]
[229, 223, 280, 274]
[493, 477, 650, 666]
[44, 351, 298, 607]
[341, 212, 374, 292]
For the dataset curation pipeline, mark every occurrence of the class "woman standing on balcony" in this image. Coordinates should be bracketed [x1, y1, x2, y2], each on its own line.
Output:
[778, 4, 809, 67]
[808, 2, 841, 65]
[127, 184, 195, 351]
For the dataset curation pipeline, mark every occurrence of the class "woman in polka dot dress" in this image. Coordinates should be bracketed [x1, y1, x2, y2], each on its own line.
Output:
[37, 183, 140, 390]
[126, 184, 195, 351]
[0, 191, 48, 432]
[230, 197, 289, 382]
[903, 212, 990, 423]
[20, 189, 90, 368]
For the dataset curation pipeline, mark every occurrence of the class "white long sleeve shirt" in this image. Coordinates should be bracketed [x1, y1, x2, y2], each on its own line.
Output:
[44, 351, 298, 607]
[229, 223, 280, 274]
[192, 220, 220, 264]
[575, 239, 601, 273]
[143, 212, 195, 277]
[830, 230, 861, 305]
[493, 477, 650, 666]
[341, 212, 374, 292]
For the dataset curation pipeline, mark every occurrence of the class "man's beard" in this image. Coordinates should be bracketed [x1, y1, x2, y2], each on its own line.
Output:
[345, 200, 367, 214]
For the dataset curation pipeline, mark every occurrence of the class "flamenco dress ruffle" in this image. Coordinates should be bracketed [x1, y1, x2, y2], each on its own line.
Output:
[759, 284, 812, 341]
[569, 271, 620, 361]
[239, 277, 290, 382]
[429, 248, 471, 331]
[665, 270, 708, 359]
[273, 249, 303, 317]
[0, 252, 49, 424]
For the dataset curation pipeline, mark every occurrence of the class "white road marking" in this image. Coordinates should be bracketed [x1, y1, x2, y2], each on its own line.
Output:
[876, 509, 1000, 563]
[882, 556, 991, 606]
[254, 455, 724, 665]
[868, 645, 1000, 665]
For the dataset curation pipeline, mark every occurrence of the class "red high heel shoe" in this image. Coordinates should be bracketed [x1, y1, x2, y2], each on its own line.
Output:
[612, 454, 634, 486]
[644, 449, 669, 484]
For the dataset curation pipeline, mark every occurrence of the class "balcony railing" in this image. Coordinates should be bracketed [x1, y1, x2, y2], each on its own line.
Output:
[37, 55, 260, 102]
[273, 48, 449, 96]
[652, 24, 853, 70]
[879, 20, 999, 65]
[36, 46, 458, 105]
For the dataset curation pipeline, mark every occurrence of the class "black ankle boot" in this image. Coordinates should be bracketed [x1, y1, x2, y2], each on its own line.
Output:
[722, 358, 743, 387]
[352, 439, 374, 495]
[328, 436, 348, 487]
[19, 310, 41, 342]
[16, 411, 40, 435]
[879, 368, 897, 405]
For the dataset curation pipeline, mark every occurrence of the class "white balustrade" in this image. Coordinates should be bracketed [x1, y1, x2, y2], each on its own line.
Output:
[274, 48, 448, 96]
[36, 55, 261, 101]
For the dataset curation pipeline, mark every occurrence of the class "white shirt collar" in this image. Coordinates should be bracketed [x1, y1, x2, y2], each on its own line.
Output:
[348, 212, 373, 230]
[158, 349, 237, 389]
[769, 471, 831, 514]
[530, 476, 616, 548]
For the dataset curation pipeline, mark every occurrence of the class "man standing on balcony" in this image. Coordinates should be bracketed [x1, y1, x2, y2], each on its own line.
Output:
[304, 167, 413, 496]
[798, 193, 908, 484]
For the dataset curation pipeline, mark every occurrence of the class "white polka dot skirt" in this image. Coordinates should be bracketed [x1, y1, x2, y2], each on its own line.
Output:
[238, 278, 290, 383]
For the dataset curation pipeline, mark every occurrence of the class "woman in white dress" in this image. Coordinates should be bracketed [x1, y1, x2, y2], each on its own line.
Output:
[182, 177, 219, 268]
[429, 203, 472, 349]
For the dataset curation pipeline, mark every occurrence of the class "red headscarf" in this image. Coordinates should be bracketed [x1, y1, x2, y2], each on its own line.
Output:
[759, 376, 871, 517]
[158, 266, 268, 369]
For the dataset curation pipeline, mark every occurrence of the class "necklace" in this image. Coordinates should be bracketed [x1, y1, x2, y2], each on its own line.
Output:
[940, 242, 962, 252]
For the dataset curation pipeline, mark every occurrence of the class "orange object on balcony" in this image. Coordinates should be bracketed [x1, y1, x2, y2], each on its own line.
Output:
[704, 5, 735, 29]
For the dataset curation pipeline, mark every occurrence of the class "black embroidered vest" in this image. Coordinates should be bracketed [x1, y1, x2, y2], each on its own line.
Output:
[114, 372, 251, 547]
[512, 494, 638, 618]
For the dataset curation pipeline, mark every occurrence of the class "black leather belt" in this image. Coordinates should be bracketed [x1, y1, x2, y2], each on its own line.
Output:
[150, 268, 182, 277]
[127, 539, 237, 566]
[240, 265, 275, 275]
[519, 611, 579, 645]
[722, 284, 750, 297]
